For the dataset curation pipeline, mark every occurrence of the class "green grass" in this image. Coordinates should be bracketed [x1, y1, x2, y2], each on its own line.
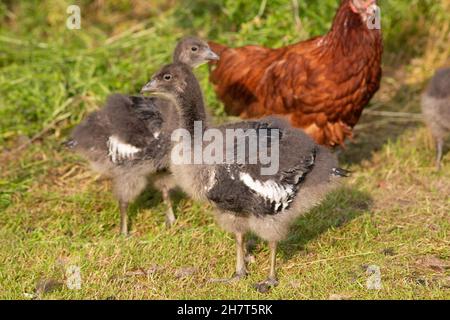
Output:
[0, 0, 449, 299]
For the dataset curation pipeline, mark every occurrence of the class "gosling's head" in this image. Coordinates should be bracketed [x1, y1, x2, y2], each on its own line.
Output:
[141, 63, 201, 104]
[173, 37, 219, 68]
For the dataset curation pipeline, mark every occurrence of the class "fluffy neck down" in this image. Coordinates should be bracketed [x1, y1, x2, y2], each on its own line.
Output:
[170, 68, 208, 135]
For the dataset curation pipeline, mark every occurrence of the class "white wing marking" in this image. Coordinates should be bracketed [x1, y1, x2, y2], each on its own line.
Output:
[205, 169, 216, 191]
[239, 172, 294, 211]
[107, 136, 141, 163]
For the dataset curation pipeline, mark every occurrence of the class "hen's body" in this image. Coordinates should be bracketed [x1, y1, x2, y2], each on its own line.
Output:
[209, 0, 383, 146]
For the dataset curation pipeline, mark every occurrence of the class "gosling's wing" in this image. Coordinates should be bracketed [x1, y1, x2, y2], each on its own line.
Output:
[103, 94, 167, 164]
[206, 119, 318, 216]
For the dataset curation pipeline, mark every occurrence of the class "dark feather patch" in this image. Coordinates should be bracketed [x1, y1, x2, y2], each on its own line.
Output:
[207, 166, 278, 217]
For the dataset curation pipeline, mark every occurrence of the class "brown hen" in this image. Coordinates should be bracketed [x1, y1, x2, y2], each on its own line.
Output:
[209, 0, 383, 147]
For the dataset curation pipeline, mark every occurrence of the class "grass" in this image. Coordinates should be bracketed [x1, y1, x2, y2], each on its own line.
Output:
[0, 0, 449, 299]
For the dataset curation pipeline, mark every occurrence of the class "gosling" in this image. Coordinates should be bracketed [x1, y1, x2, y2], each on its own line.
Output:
[141, 63, 349, 291]
[421, 67, 450, 170]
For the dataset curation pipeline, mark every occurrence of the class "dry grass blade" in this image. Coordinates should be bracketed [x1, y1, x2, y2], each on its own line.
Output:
[285, 251, 376, 270]
[363, 110, 424, 120]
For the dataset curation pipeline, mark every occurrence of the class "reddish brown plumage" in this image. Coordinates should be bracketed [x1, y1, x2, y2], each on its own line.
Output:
[209, 0, 383, 147]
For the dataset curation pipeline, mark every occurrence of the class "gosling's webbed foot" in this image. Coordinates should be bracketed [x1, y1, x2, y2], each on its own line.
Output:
[435, 160, 442, 171]
[245, 254, 256, 264]
[119, 230, 132, 238]
[165, 211, 176, 228]
[254, 277, 279, 293]
[119, 226, 128, 237]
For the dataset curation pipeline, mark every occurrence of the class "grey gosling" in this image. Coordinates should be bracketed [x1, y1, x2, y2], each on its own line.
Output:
[66, 37, 219, 235]
[421, 67, 450, 170]
[141, 63, 349, 292]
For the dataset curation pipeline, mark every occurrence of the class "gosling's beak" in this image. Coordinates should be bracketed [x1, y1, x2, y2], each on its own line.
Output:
[204, 48, 220, 61]
[141, 80, 158, 94]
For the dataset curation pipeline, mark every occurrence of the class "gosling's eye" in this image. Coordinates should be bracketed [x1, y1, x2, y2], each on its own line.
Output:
[191, 46, 198, 52]
[163, 74, 172, 81]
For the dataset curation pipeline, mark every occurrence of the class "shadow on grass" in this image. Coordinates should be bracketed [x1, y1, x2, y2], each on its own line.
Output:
[278, 186, 373, 260]
[339, 82, 424, 165]
[127, 184, 186, 229]
[126, 185, 372, 260]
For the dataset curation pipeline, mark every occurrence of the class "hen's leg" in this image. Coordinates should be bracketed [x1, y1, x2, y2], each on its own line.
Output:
[210, 232, 247, 283]
[161, 186, 176, 228]
[254, 241, 279, 293]
[119, 201, 129, 236]
[436, 137, 444, 170]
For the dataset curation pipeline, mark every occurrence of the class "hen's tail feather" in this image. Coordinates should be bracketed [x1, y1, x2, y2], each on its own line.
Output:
[208, 41, 228, 63]
[331, 167, 351, 177]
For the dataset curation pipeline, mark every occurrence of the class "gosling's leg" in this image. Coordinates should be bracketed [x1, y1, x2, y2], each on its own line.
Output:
[435, 138, 444, 171]
[210, 232, 247, 283]
[234, 232, 248, 279]
[119, 201, 129, 236]
[161, 186, 176, 228]
[254, 241, 279, 293]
